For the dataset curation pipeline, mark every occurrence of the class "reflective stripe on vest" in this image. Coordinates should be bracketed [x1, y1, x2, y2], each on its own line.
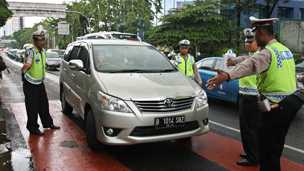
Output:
[24, 46, 46, 85]
[258, 42, 296, 102]
[239, 51, 259, 95]
[175, 54, 194, 79]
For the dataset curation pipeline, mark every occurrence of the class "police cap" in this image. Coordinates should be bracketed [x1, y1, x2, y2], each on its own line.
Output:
[243, 28, 255, 43]
[179, 39, 190, 48]
[250, 16, 278, 31]
[32, 25, 47, 41]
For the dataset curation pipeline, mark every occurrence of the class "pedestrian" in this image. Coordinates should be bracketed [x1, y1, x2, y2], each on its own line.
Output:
[20, 26, 60, 136]
[226, 28, 261, 166]
[174, 39, 202, 87]
[206, 16, 298, 171]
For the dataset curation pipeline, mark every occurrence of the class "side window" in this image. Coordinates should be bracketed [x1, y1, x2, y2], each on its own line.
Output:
[77, 46, 89, 68]
[63, 45, 73, 61]
[68, 46, 81, 62]
[96, 36, 105, 39]
[199, 59, 214, 71]
[214, 59, 223, 70]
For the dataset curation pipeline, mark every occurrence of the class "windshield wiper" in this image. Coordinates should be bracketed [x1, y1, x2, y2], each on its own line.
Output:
[158, 69, 175, 72]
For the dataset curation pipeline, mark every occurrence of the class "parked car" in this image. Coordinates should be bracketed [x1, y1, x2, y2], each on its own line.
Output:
[196, 57, 239, 103]
[59, 39, 209, 150]
[16, 49, 25, 62]
[295, 58, 304, 84]
[83, 31, 141, 41]
[47, 49, 65, 58]
[45, 51, 61, 70]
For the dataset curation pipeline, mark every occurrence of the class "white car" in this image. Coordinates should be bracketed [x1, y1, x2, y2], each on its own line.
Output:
[45, 51, 61, 70]
[59, 39, 209, 150]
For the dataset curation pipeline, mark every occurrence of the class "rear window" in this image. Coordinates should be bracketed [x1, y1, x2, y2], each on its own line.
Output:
[46, 52, 60, 58]
[111, 34, 138, 41]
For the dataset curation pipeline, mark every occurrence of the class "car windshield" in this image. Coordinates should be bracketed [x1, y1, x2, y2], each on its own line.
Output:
[46, 52, 60, 58]
[93, 45, 175, 72]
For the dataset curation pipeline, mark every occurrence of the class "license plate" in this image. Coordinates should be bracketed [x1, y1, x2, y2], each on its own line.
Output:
[155, 115, 185, 129]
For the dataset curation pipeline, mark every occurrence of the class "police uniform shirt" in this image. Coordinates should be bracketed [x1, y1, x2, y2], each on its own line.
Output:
[226, 39, 276, 81]
[25, 45, 43, 65]
[231, 48, 261, 66]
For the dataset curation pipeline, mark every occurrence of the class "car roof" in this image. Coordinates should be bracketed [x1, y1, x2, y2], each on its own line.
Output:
[71, 39, 151, 46]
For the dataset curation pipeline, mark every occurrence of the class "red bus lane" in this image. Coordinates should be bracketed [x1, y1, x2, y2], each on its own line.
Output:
[11, 101, 128, 171]
[11, 101, 304, 170]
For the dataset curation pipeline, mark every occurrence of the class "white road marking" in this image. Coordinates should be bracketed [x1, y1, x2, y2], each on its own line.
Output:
[209, 120, 304, 154]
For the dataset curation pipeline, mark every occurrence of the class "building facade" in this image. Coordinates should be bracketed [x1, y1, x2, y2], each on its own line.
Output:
[159, 0, 304, 28]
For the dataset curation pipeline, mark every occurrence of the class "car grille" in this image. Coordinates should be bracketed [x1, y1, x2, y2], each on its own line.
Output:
[130, 121, 199, 137]
[132, 97, 194, 112]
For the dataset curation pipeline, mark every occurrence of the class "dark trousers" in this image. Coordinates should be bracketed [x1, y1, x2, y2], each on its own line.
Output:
[23, 79, 53, 131]
[239, 94, 261, 163]
[258, 107, 297, 171]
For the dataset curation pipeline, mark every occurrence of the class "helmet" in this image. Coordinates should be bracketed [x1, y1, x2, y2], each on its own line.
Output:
[179, 39, 190, 48]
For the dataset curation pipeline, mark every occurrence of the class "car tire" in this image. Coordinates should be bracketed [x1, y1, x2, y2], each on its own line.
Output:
[61, 88, 73, 114]
[86, 110, 104, 150]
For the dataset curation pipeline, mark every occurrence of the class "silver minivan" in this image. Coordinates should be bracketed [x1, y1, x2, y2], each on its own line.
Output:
[59, 39, 209, 150]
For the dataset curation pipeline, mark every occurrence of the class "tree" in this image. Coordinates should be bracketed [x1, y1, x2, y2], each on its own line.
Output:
[263, 0, 291, 18]
[146, 0, 230, 49]
[0, 0, 13, 27]
[220, 0, 260, 28]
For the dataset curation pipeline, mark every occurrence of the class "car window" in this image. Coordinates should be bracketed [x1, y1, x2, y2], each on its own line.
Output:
[68, 46, 81, 62]
[199, 59, 214, 71]
[77, 46, 89, 68]
[111, 34, 138, 41]
[92, 45, 174, 72]
[46, 52, 60, 58]
[63, 45, 74, 61]
[295, 59, 304, 67]
[214, 59, 223, 70]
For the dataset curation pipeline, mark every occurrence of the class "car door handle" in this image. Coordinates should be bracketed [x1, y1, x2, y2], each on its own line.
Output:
[71, 74, 75, 79]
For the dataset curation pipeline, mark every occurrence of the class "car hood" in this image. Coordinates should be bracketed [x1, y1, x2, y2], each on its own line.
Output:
[96, 72, 201, 100]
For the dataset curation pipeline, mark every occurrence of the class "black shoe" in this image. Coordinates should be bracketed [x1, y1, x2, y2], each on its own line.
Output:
[44, 125, 60, 129]
[237, 159, 258, 166]
[30, 129, 44, 135]
[240, 153, 247, 158]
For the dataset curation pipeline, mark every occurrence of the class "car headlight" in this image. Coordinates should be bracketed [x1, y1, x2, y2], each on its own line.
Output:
[296, 74, 304, 82]
[97, 91, 133, 113]
[197, 90, 208, 108]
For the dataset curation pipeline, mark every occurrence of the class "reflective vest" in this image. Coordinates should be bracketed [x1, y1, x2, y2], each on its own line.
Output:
[175, 53, 195, 79]
[23, 45, 46, 85]
[239, 50, 260, 95]
[258, 42, 296, 102]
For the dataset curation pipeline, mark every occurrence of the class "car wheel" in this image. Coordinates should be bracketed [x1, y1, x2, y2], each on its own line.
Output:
[86, 110, 104, 150]
[61, 88, 73, 114]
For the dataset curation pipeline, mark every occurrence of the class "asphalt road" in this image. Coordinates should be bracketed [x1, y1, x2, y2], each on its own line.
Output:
[0, 52, 303, 170]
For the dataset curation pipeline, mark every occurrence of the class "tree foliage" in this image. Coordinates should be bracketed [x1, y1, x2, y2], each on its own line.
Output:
[0, 0, 13, 27]
[145, 0, 230, 48]
[36, 0, 161, 49]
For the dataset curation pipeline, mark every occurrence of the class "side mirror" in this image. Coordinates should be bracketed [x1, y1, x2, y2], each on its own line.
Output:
[69, 59, 83, 71]
[170, 60, 179, 68]
[167, 51, 177, 58]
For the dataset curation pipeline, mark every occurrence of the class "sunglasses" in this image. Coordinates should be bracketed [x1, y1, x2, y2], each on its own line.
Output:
[34, 37, 45, 41]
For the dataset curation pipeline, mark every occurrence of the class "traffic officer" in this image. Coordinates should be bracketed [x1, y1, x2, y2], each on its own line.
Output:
[206, 17, 297, 171]
[174, 39, 202, 87]
[21, 26, 60, 136]
[227, 28, 261, 166]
